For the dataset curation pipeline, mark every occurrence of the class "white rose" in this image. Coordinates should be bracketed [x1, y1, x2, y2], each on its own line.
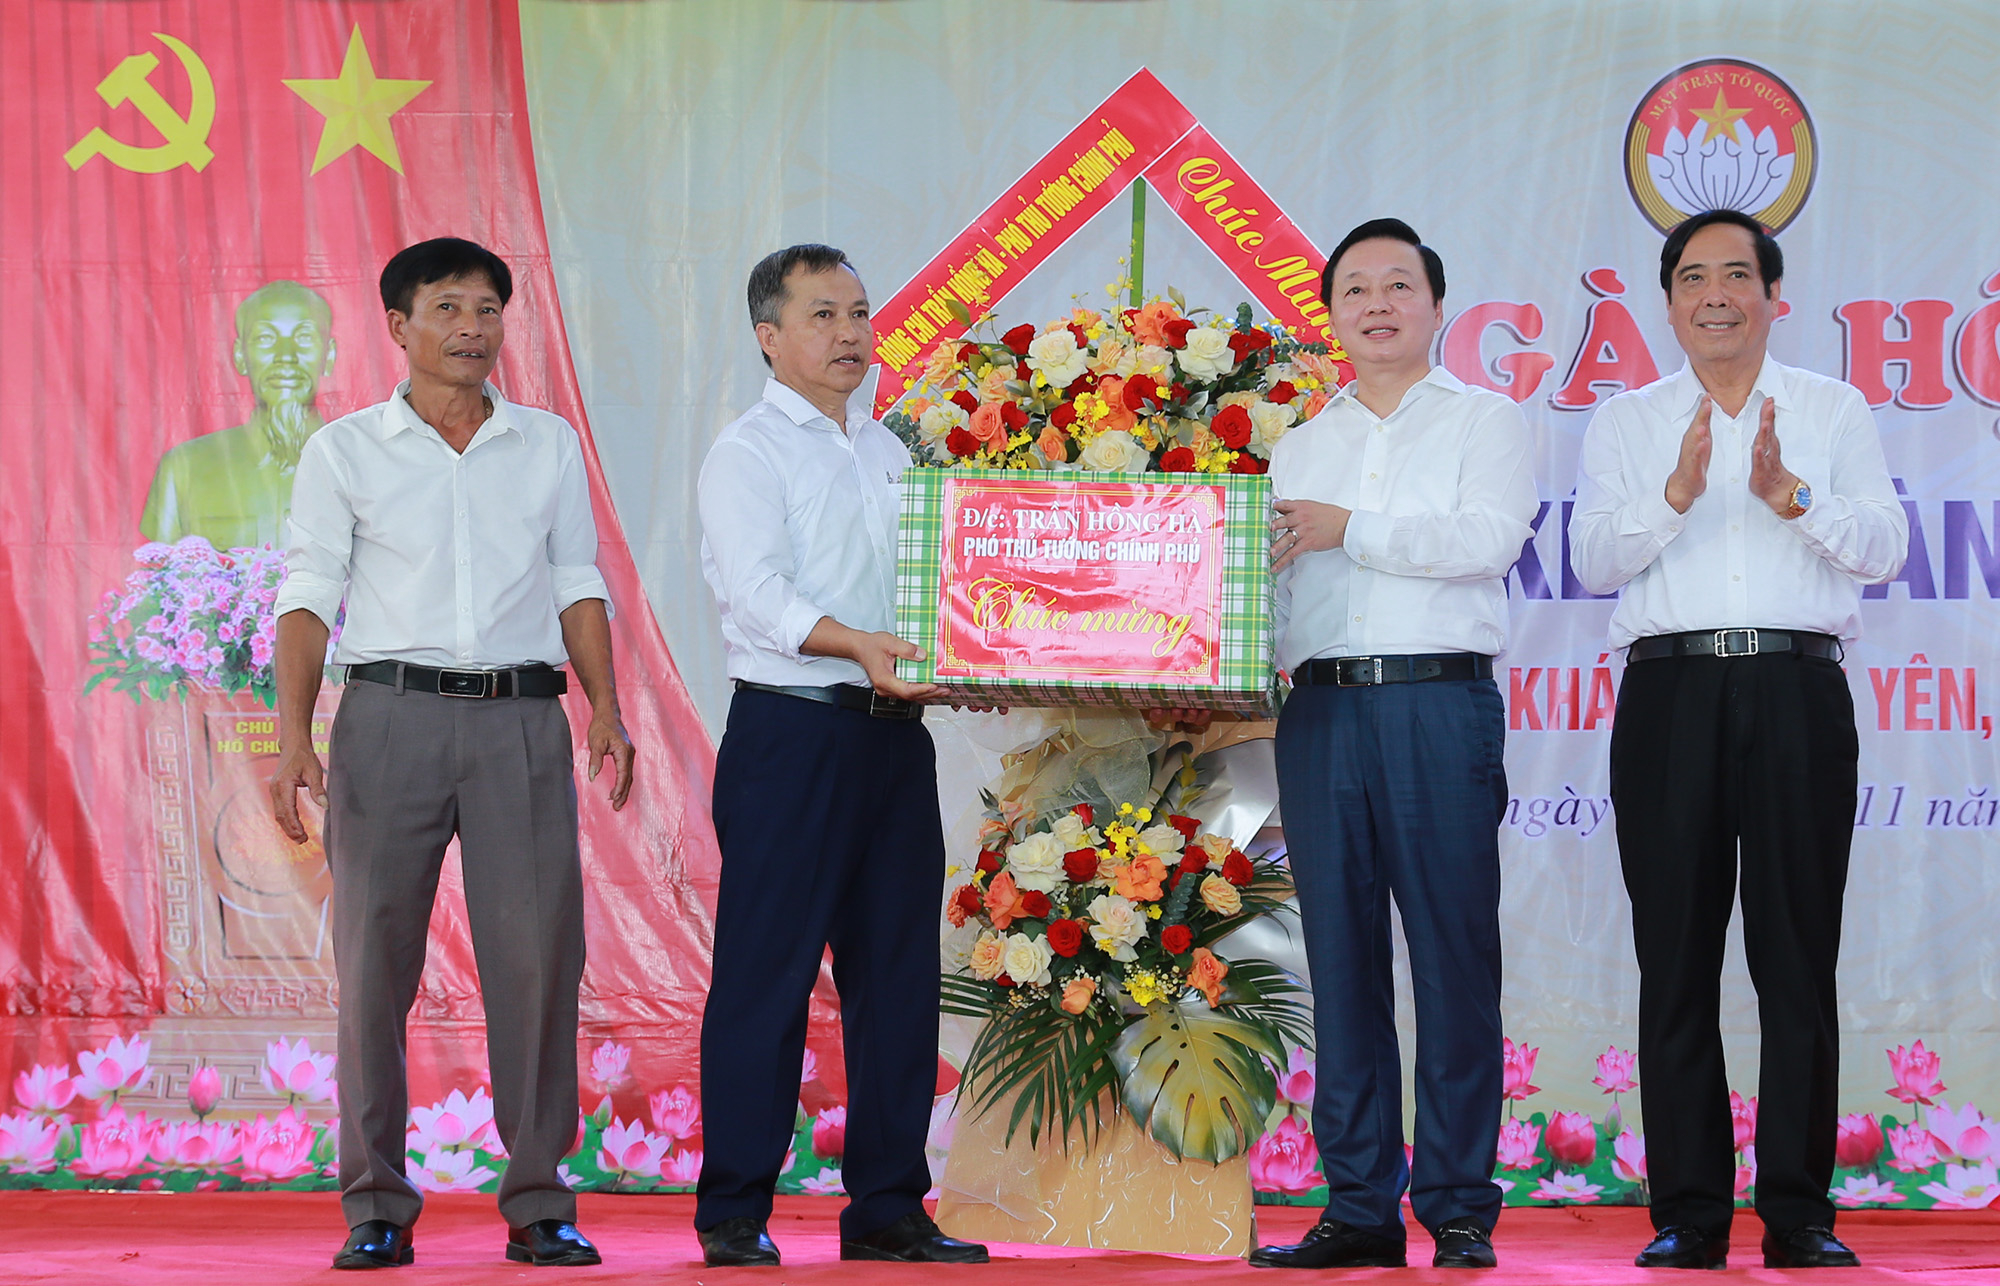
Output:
[1002, 933, 1055, 987]
[1250, 400, 1299, 451]
[1135, 344, 1174, 377]
[1086, 892, 1148, 962]
[918, 401, 968, 447]
[1175, 326, 1234, 381]
[1137, 823, 1186, 856]
[1049, 813, 1089, 852]
[967, 930, 1007, 980]
[1079, 429, 1150, 474]
[940, 921, 980, 971]
[1005, 831, 1065, 892]
[1026, 329, 1089, 388]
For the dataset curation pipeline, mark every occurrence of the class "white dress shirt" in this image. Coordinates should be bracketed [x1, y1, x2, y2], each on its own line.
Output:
[699, 377, 908, 688]
[1270, 365, 1538, 670]
[275, 380, 611, 668]
[1570, 356, 1907, 647]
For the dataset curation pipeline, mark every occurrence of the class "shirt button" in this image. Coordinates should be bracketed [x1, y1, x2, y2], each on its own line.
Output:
[1352, 615, 1362, 623]
[1368, 472, 1378, 480]
[1731, 524, 1741, 532]
[1733, 574, 1742, 581]
[459, 556, 468, 565]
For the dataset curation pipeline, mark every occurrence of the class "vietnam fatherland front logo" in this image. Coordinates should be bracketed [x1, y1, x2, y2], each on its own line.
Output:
[1624, 59, 1817, 234]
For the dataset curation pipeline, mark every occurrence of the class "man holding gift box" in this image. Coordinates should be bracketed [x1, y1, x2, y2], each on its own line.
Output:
[1251, 219, 1537, 1271]
[693, 244, 988, 1269]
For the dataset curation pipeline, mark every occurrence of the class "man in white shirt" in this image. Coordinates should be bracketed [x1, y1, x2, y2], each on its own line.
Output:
[692, 245, 987, 1269]
[268, 238, 634, 1271]
[1249, 220, 1537, 1272]
[1571, 210, 1906, 1271]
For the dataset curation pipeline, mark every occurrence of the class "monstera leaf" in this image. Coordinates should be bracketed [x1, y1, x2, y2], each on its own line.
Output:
[1109, 997, 1284, 1164]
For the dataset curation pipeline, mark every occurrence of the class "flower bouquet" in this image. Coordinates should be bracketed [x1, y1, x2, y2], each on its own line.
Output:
[85, 537, 288, 707]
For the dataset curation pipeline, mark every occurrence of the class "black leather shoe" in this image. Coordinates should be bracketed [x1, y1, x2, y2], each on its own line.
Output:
[1249, 1217, 1407, 1269]
[840, 1211, 989, 1263]
[506, 1219, 601, 1266]
[698, 1217, 780, 1268]
[333, 1220, 414, 1270]
[1635, 1225, 1727, 1269]
[1763, 1224, 1859, 1268]
[1432, 1217, 1497, 1268]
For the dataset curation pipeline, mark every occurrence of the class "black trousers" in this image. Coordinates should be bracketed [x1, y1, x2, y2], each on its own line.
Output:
[695, 689, 944, 1241]
[1609, 651, 1856, 1239]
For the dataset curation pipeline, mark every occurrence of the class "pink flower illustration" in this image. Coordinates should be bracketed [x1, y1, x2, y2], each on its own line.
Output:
[812, 1106, 846, 1160]
[1919, 1161, 2000, 1209]
[73, 1106, 158, 1180]
[1835, 1112, 1884, 1169]
[1248, 1115, 1324, 1195]
[0, 1112, 61, 1173]
[1546, 1111, 1596, 1166]
[1886, 1040, 1947, 1106]
[1832, 1174, 1904, 1208]
[589, 1041, 632, 1094]
[1729, 1091, 1757, 1153]
[76, 1035, 152, 1105]
[596, 1116, 669, 1182]
[187, 1066, 223, 1118]
[1925, 1100, 1994, 1163]
[1276, 1047, 1316, 1109]
[259, 1037, 335, 1106]
[410, 1146, 499, 1193]
[407, 1088, 498, 1155]
[13, 1064, 78, 1115]
[147, 1120, 240, 1172]
[1734, 1144, 1757, 1198]
[1886, 1123, 1944, 1174]
[234, 1107, 317, 1183]
[1495, 1118, 1542, 1171]
[800, 1048, 820, 1084]
[800, 1166, 845, 1195]
[1501, 1038, 1540, 1102]
[660, 1148, 702, 1187]
[1532, 1171, 1603, 1203]
[1613, 1130, 1647, 1183]
[648, 1085, 701, 1145]
[1592, 1045, 1638, 1095]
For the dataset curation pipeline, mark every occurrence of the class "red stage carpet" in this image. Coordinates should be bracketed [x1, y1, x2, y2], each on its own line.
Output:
[0, 1194, 1996, 1284]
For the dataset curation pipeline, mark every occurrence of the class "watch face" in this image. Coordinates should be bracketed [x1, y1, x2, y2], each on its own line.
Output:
[1796, 482, 1813, 508]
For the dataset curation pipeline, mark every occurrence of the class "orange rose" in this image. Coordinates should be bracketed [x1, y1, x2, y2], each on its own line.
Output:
[1114, 853, 1168, 903]
[1070, 307, 1103, 332]
[984, 871, 1025, 931]
[969, 402, 1008, 446]
[1301, 389, 1332, 421]
[921, 340, 962, 386]
[1094, 377, 1138, 433]
[1036, 423, 1069, 463]
[1189, 947, 1229, 1007]
[1130, 299, 1183, 347]
[1060, 976, 1098, 1015]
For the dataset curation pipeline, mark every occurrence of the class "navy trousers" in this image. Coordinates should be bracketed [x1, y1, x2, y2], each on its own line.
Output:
[1274, 677, 1507, 1240]
[695, 688, 945, 1240]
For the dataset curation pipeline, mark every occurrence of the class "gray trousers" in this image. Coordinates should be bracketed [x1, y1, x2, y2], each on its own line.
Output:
[324, 678, 584, 1229]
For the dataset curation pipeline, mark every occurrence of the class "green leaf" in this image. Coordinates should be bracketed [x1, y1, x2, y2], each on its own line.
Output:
[1167, 286, 1186, 311]
[1110, 998, 1280, 1163]
[947, 296, 974, 328]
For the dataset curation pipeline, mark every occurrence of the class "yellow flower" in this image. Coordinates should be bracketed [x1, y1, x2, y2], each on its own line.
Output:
[1136, 808, 1153, 823]
[1147, 904, 1163, 920]
[1125, 970, 1167, 1007]
[1118, 803, 1134, 816]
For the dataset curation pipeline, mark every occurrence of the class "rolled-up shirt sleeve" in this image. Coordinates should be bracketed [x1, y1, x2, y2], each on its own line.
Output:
[274, 434, 352, 631]
[548, 423, 614, 616]
[699, 438, 831, 660]
[1569, 397, 1690, 596]
[1342, 398, 1539, 581]
[1781, 387, 1909, 585]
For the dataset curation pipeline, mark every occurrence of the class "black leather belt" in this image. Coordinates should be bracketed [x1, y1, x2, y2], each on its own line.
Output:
[347, 660, 568, 699]
[1294, 653, 1494, 687]
[1627, 629, 1844, 663]
[734, 679, 923, 720]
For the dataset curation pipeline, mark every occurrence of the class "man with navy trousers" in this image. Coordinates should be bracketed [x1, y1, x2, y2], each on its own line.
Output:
[693, 244, 989, 1269]
[1250, 219, 1537, 1271]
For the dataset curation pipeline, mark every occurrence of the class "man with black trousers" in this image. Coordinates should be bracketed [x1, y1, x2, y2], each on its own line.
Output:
[1250, 219, 1537, 1271]
[1571, 209, 1907, 1270]
[693, 244, 988, 1269]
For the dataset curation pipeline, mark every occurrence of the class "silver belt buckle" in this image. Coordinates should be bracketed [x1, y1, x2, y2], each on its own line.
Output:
[1713, 628, 1759, 658]
[1337, 657, 1384, 686]
[437, 669, 492, 698]
[868, 690, 914, 719]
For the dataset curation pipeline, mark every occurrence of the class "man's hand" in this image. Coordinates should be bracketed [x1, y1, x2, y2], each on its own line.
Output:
[269, 744, 327, 845]
[1748, 397, 1801, 515]
[269, 607, 331, 845]
[1270, 498, 1352, 573]
[1665, 396, 1714, 514]
[585, 711, 635, 810]
[803, 617, 946, 702]
[559, 598, 637, 810]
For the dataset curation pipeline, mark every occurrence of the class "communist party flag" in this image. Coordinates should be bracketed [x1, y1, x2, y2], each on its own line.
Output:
[0, 2, 723, 1105]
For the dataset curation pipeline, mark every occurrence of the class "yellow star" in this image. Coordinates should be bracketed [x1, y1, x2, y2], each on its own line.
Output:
[284, 26, 430, 175]
[1688, 87, 1752, 147]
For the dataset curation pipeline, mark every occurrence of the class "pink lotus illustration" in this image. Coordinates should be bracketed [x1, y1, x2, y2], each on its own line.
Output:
[1501, 1038, 1540, 1102]
[1729, 1091, 1757, 1153]
[660, 1147, 702, 1187]
[187, 1066, 224, 1119]
[589, 1041, 632, 1095]
[1613, 1130, 1647, 1183]
[1593, 1045, 1638, 1095]
[234, 1107, 318, 1183]
[13, 1064, 78, 1116]
[407, 1087, 498, 1155]
[800, 1048, 820, 1084]
[648, 1085, 701, 1145]
[1546, 1111, 1596, 1166]
[1248, 1115, 1324, 1195]
[597, 1116, 670, 1182]
[1886, 1040, 1947, 1106]
[1835, 1112, 1884, 1169]
[1276, 1047, 1316, 1109]
[1531, 1171, 1603, 1203]
[800, 1166, 846, 1195]
[1919, 1161, 2000, 1210]
[1886, 1123, 1944, 1174]
[1831, 1174, 1904, 1208]
[72, 1105, 159, 1180]
[410, 1146, 499, 1193]
[1495, 1118, 1542, 1171]
[1734, 1144, 1757, 1198]
[259, 1037, 335, 1107]
[812, 1105, 846, 1160]
[148, 1120, 240, 1172]
[0, 1112, 61, 1173]
[76, 1035, 152, 1105]
[1924, 1100, 1994, 1162]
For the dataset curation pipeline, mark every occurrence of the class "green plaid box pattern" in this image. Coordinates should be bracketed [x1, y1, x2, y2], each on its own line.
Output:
[895, 468, 1277, 715]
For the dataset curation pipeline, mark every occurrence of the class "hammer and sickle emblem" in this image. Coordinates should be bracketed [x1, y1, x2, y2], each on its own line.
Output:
[63, 33, 216, 174]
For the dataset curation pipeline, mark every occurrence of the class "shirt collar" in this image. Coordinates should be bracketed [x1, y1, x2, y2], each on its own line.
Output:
[378, 380, 519, 444]
[762, 375, 879, 434]
[1329, 363, 1467, 415]
[1664, 353, 1795, 419]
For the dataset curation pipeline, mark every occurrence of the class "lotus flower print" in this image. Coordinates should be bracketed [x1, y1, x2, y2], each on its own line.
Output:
[800, 1166, 846, 1196]
[1613, 1130, 1647, 1184]
[1501, 1038, 1540, 1102]
[233, 1108, 318, 1183]
[260, 1037, 335, 1106]
[186, 1066, 224, 1118]
[1886, 1040, 1947, 1106]
[597, 1116, 669, 1182]
[1886, 1123, 1943, 1174]
[76, 1035, 152, 1104]
[660, 1148, 702, 1187]
[72, 1106, 158, 1180]
[1834, 1112, 1884, 1169]
[12, 1064, 78, 1115]
[1275, 1047, 1315, 1109]
[411, 1146, 499, 1194]
[1924, 1100, 1994, 1163]
[589, 1041, 633, 1094]
[1918, 1162, 2000, 1210]
[648, 1085, 701, 1145]
[0, 1112, 61, 1173]
[1247, 1115, 1323, 1195]
[1546, 1111, 1596, 1166]
[1532, 1171, 1603, 1204]
[407, 1088, 498, 1155]
[1831, 1174, 1903, 1208]
[148, 1120, 240, 1172]
[1729, 1091, 1757, 1152]
[1592, 1045, 1638, 1095]
[812, 1105, 846, 1160]
[1495, 1118, 1542, 1171]
[1647, 119, 1794, 219]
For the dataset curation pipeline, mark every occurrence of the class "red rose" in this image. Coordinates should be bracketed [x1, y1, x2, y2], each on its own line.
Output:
[1063, 372, 1097, 399]
[1016, 360, 1032, 381]
[1169, 382, 1190, 402]
[1178, 847, 1209, 875]
[1000, 402, 1029, 430]
[1167, 814, 1199, 840]
[1045, 919, 1084, 957]
[1067, 322, 1090, 348]
[1212, 404, 1253, 449]
[1227, 329, 1273, 362]
[946, 427, 979, 458]
[1221, 850, 1255, 886]
[1123, 373, 1160, 410]
[1163, 318, 1196, 348]
[1229, 451, 1267, 476]
[950, 390, 979, 413]
[957, 342, 981, 363]
[1167, 870, 1184, 892]
[1267, 380, 1297, 404]
[976, 849, 1003, 875]
[1158, 446, 1196, 473]
[1161, 924, 1193, 955]
[1062, 848, 1099, 883]
[1050, 401, 1078, 429]
[1072, 803, 1093, 825]
[1020, 890, 1052, 919]
[1002, 323, 1037, 355]
[949, 883, 984, 923]
[996, 973, 1016, 988]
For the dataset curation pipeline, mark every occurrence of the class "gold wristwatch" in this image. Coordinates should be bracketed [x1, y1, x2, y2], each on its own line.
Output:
[1778, 479, 1813, 521]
